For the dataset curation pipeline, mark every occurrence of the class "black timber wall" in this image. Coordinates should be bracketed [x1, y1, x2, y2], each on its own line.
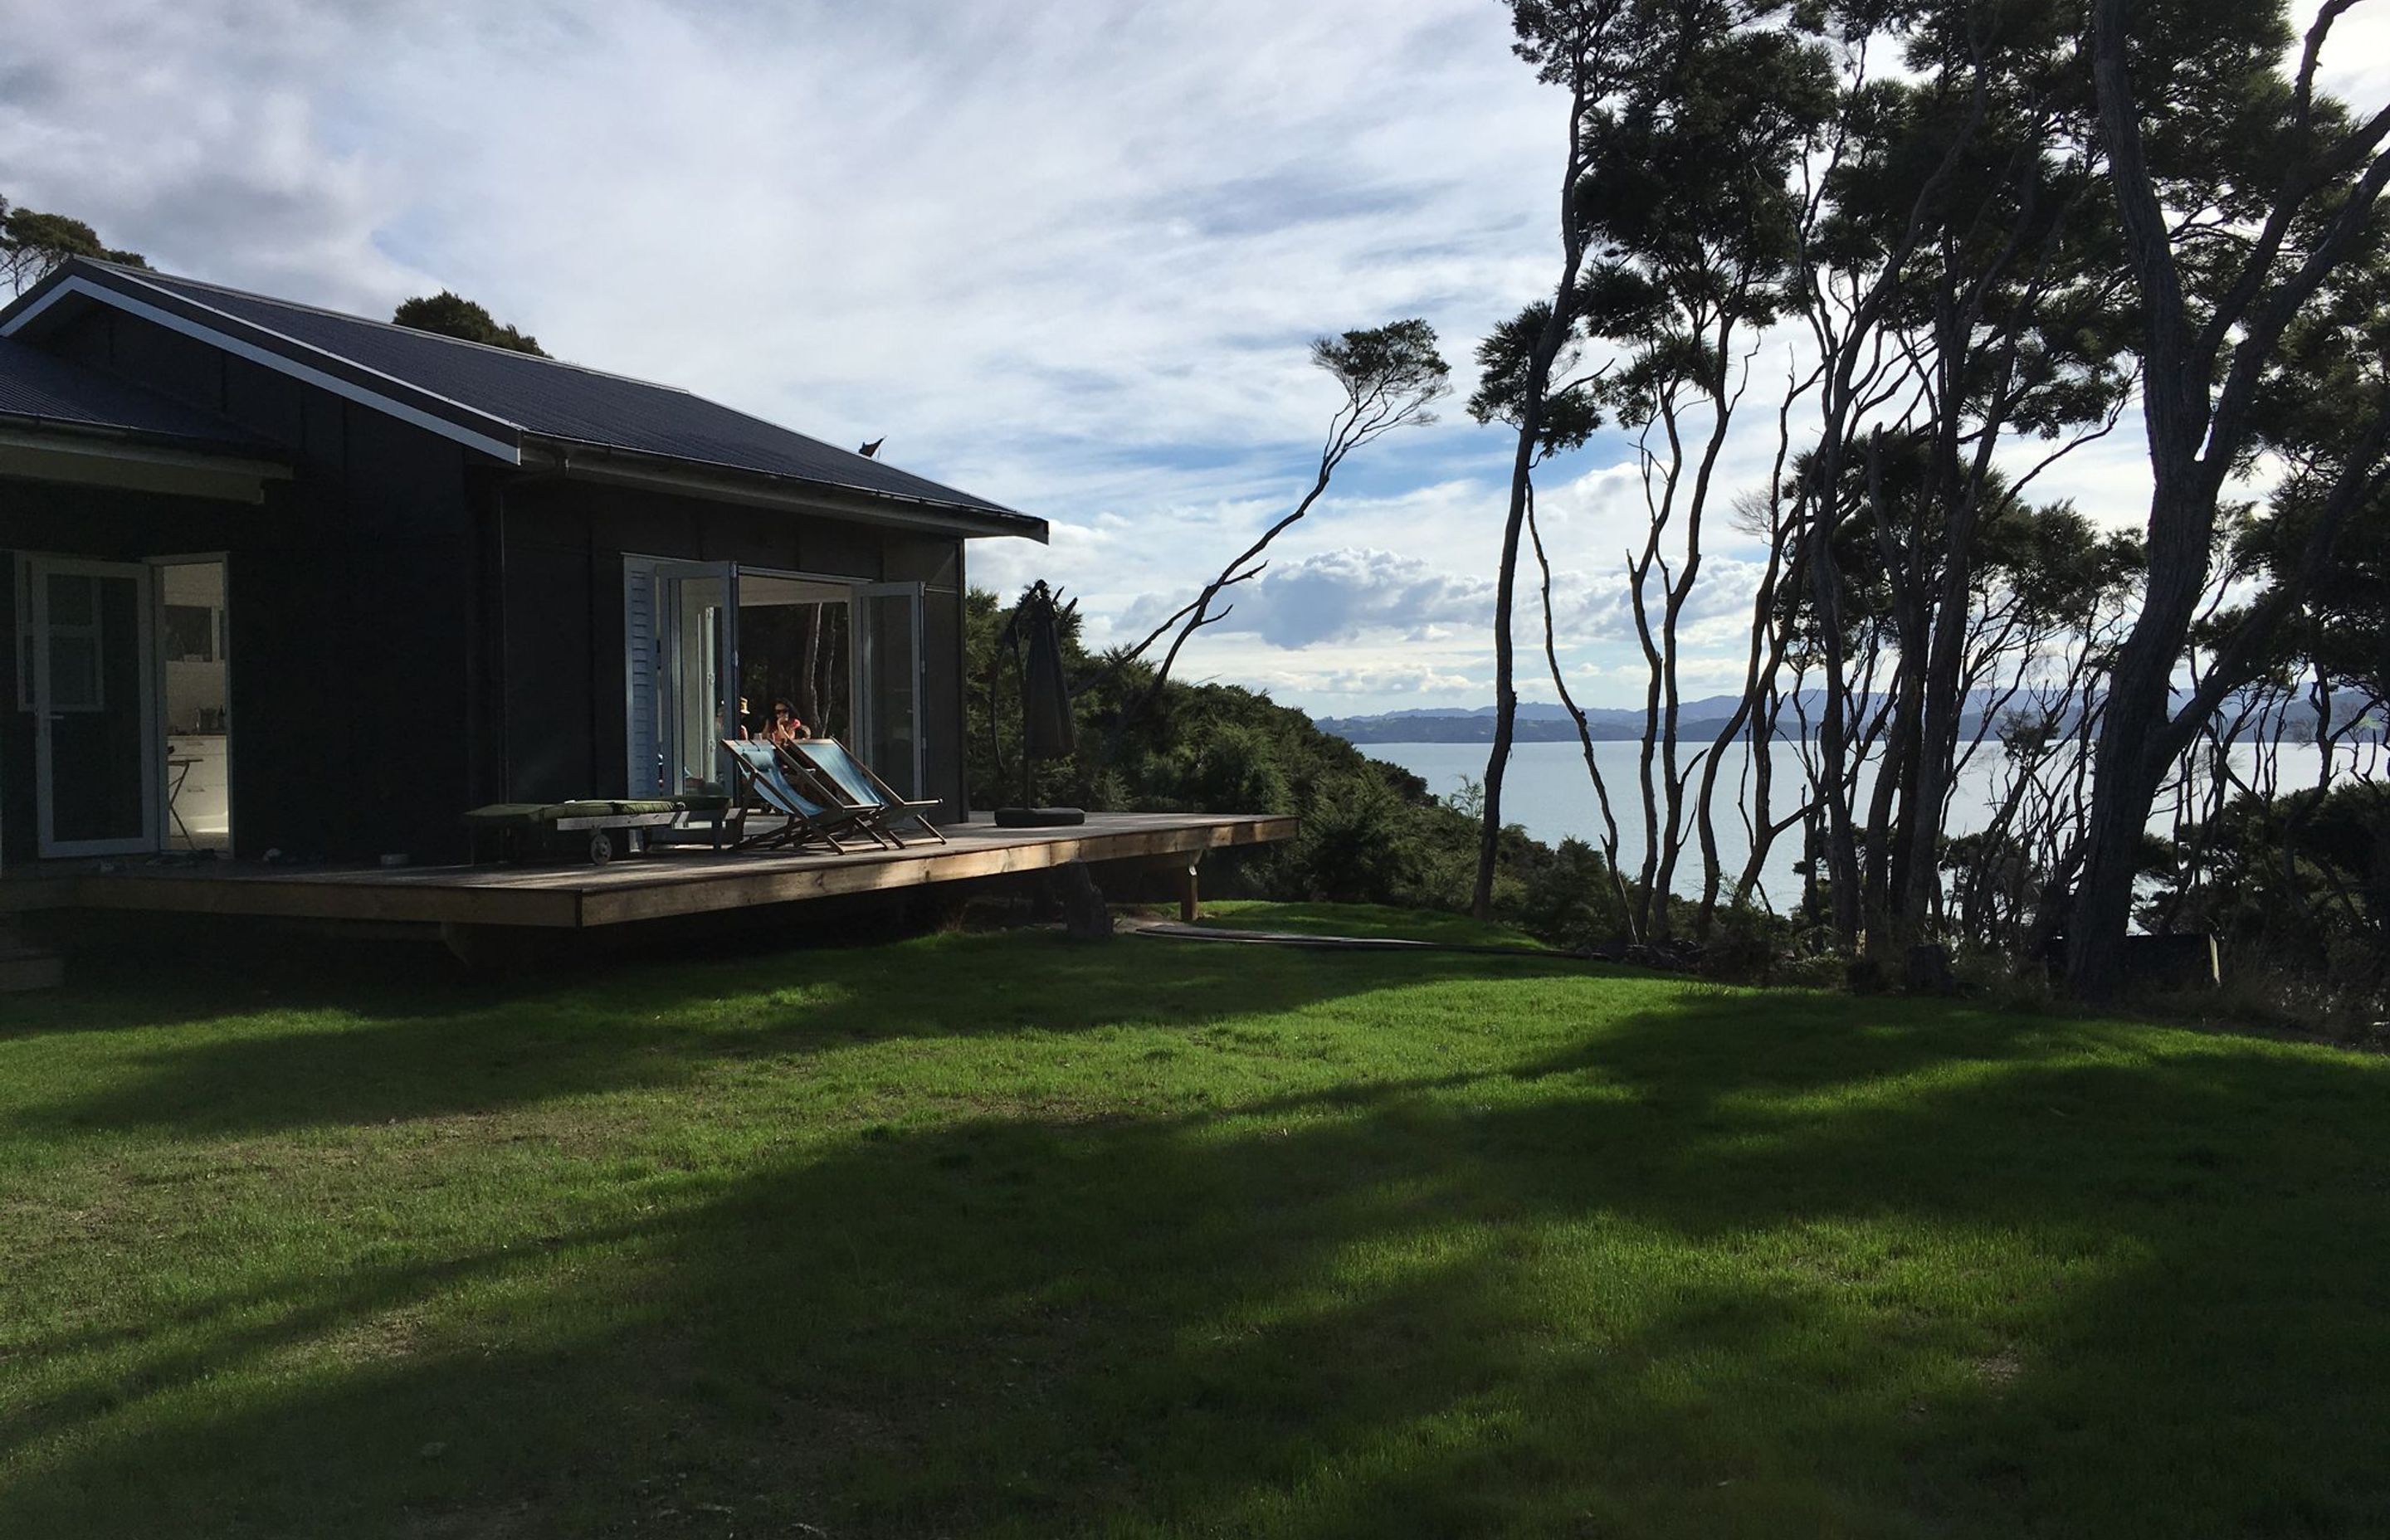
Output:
[8, 306, 490, 863]
[495, 480, 972, 820]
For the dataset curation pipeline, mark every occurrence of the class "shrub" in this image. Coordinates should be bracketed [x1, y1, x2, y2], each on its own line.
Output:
[1293, 774, 1417, 903]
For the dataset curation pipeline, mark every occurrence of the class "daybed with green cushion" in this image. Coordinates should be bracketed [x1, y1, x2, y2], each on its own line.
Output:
[462, 794, 731, 865]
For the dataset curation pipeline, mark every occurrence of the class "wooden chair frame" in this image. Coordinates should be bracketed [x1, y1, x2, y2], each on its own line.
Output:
[719, 740, 888, 854]
[783, 738, 949, 846]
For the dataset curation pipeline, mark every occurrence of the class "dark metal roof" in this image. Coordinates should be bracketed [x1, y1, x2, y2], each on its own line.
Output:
[13, 261, 1038, 535]
[0, 335, 271, 452]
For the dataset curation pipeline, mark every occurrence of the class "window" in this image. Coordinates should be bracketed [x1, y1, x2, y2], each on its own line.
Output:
[43, 573, 106, 712]
[163, 604, 221, 662]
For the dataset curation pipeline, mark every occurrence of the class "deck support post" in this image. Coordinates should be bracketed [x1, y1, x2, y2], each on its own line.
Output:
[1179, 853, 1202, 924]
[1055, 861, 1113, 941]
[0, 919, 62, 992]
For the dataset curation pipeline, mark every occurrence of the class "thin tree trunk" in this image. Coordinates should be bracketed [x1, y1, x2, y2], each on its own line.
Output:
[1475, 71, 1594, 921]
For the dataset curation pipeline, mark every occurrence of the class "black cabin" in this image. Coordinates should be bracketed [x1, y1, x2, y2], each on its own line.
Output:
[0, 258, 1046, 870]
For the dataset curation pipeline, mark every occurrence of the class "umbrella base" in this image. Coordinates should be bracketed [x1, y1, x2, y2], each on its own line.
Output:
[994, 807, 1086, 828]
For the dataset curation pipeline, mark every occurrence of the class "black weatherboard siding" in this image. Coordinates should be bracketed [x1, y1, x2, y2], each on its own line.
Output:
[12, 300, 480, 862]
[497, 480, 971, 821]
[0, 258, 1036, 864]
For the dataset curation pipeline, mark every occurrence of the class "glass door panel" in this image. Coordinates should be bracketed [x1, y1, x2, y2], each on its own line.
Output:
[657, 562, 736, 795]
[856, 582, 924, 800]
[30, 558, 157, 855]
[159, 558, 232, 851]
[734, 573, 852, 746]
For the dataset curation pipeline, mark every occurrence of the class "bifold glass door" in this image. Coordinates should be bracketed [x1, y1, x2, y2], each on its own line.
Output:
[625, 558, 739, 796]
[625, 561, 914, 802]
[25, 558, 158, 856]
[854, 582, 924, 800]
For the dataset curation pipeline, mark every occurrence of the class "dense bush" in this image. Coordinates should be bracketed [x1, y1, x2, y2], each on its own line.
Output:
[2144, 779, 2390, 1032]
[964, 587, 1583, 924]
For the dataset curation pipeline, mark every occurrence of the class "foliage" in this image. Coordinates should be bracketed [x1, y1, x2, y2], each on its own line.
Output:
[1310, 319, 1451, 419]
[967, 586, 1602, 923]
[2065, 0, 2390, 992]
[390, 290, 549, 355]
[1461, 0, 2388, 996]
[0, 195, 147, 293]
[2144, 778, 2390, 1030]
[1116, 319, 1448, 712]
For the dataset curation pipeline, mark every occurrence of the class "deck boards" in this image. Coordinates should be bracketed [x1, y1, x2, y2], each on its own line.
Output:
[0, 813, 1295, 928]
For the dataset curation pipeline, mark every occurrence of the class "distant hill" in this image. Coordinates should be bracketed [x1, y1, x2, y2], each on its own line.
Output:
[1312, 692, 2386, 747]
[1316, 699, 1753, 744]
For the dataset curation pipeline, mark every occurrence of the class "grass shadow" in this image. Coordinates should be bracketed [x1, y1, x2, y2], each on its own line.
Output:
[5, 971, 2386, 1535]
[3, 926, 1593, 1138]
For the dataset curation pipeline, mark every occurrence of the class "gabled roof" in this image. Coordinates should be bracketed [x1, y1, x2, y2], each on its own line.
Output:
[0, 259, 1043, 541]
[0, 334, 275, 453]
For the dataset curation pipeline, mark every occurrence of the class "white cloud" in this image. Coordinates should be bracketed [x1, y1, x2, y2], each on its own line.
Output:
[1242, 661, 1483, 699]
[1124, 546, 1497, 646]
[4, 0, 2383, 721]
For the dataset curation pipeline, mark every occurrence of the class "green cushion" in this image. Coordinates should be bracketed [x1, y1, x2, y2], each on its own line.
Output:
[466, 797, 724, 828]
[463, 803, 551, 827]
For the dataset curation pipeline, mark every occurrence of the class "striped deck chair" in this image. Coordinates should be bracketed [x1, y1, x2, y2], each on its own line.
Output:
[783, 738, 948, 846]
[719, 740, 888, 853]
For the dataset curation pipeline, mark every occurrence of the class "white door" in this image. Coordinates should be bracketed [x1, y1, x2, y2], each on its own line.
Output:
[852, 581, 924, 800]
[26, 557, 159, 856]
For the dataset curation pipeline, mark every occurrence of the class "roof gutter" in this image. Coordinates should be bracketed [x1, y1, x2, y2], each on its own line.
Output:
[520, 436, 1049, 543]
[0, 420, 292, 504]
[0, 410, 289, 470]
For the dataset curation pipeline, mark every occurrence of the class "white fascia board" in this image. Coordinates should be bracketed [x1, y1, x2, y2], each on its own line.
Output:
[536, 448, 1051, 543]
[1, 275, 523, 465]
[0, 435, 282, 504]
[0, 422, 289, 478]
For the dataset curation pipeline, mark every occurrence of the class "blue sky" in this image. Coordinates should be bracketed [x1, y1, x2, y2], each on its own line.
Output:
[7, 0, 2383, 714]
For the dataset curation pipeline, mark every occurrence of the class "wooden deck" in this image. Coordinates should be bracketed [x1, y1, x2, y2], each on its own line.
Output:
[0, 812, 1296, 929]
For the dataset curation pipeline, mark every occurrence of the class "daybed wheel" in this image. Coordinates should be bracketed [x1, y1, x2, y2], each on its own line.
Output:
[588, 831, 615, 865]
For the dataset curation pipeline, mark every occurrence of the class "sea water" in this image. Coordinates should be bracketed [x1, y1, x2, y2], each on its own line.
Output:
[1365, 737, 2383, 910]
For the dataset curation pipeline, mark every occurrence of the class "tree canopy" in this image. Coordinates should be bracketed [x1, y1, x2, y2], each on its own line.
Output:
[0, 197, 148, 295]
[390, 291, 548, 356]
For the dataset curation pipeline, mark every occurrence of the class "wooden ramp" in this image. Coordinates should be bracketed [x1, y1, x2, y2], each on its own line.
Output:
[0, 813, 1295, 930]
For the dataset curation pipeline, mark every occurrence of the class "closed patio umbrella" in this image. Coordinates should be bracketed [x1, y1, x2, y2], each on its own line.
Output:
[1021, 583, 1076, 760]
[996, 581, 1084, 826]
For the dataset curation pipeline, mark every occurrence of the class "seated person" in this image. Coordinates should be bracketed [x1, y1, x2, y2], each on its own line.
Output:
[763, 698, 811, 748]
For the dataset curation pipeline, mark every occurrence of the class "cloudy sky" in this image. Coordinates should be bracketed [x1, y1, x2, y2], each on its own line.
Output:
[7, 0, 2384, 715]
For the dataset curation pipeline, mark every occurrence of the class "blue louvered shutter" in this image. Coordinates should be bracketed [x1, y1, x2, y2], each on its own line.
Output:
[624, 563, 661, 794]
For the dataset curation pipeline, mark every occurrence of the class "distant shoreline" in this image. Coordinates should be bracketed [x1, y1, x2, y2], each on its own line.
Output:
[1325, 718, 1731, 745]
[1314, 702, 2384, 748]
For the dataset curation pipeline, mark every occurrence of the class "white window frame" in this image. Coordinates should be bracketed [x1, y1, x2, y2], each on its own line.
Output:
[853, 580, 926, 801]
[25, 554, 160, 858]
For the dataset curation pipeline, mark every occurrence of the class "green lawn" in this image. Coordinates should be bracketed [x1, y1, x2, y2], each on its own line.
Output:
[2, 906, 2385, 1538]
